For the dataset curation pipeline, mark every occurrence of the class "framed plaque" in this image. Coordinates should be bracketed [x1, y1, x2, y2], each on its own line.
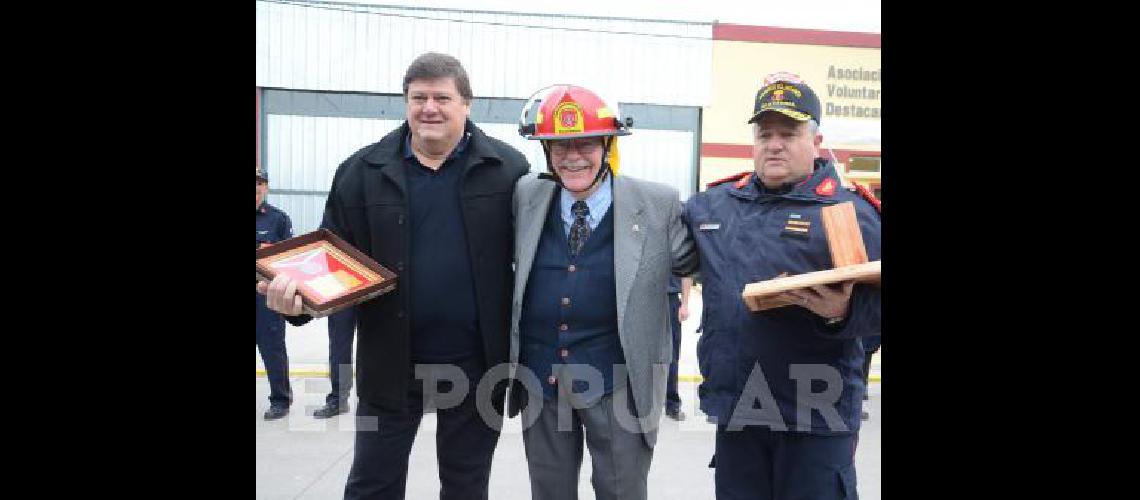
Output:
[256, 229, 397, 318]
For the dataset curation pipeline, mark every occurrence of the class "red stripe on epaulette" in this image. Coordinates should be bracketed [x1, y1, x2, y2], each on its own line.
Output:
[850, 182, 881, 213]
[734, 172, 753, 189]
[706, 171, 752, 189]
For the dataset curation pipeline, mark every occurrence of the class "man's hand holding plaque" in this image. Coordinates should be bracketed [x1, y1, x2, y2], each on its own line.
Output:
[779, 281, 855, 320]
[257, 275, 304, 316]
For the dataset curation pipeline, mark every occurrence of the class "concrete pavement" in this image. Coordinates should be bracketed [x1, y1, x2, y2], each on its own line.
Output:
[256, 378, 880, 499]
[256, 288, 882, 499]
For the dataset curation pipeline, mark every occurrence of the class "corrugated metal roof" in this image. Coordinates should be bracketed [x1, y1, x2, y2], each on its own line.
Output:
[257, 0, 712, 106]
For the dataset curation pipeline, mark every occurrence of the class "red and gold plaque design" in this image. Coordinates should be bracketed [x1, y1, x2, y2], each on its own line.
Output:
[257, 229, 397, 317]
[262, 242, 380, 302]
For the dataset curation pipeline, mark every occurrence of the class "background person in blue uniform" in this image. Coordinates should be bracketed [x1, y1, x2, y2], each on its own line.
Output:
[665, 275, 692, 421]
[256, 166, 294, 420]
[861, 334, 881, 421]
[258, 53, 530, 500]
[682, 74, 881, 500]
[510, 84, 698, 500]
[314, 306, 356, 418]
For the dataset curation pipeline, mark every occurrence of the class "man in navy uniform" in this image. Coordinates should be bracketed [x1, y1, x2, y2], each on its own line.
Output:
[664, 275, 692, 421]
[683, 73, 881, 499]
[256, 165, 294, 420]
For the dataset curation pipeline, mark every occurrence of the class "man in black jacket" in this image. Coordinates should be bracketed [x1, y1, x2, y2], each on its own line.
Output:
[258, 52, 530, 500]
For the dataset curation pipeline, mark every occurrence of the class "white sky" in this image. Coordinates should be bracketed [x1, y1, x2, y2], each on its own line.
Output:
[336, 0, 882, 33]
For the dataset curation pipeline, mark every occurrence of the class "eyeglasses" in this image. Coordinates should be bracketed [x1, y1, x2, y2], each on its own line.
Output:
[548, 139, 602, 155]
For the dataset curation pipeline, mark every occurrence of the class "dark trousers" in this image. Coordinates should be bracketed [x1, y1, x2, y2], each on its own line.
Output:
[862, 340, 880, 397]
[256, 294, 291, 407]
[858, 340, 881, 453]
[665, 293, 682, 412]
[861, 352, 874, 394]
[327, 307, 357, 405]
[344, 357, 502, 500]
[713, 425, 858, 500]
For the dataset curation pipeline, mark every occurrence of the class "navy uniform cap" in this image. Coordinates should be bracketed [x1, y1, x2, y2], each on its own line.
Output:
[747, 79, 822, 125]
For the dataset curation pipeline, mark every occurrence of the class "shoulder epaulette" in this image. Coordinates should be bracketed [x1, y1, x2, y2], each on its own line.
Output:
[707, 171, 753, 189]
[847, 182, 881, 214]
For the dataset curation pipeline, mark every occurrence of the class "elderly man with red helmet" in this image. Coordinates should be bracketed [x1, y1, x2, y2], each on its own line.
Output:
[507, 84, 698, 500]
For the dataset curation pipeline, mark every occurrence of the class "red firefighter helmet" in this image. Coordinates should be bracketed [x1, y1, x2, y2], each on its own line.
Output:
[518, 84, 631, 140]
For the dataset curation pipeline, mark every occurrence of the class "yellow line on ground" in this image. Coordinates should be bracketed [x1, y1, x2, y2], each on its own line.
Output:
[257, 371, 881, 382]
[257, 369, 329, 377]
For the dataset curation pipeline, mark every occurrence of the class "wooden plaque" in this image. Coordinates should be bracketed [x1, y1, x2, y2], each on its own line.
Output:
[820, 201, 868, 268]
[741, 200, 880, 312]
[256, 229, 397, 318]
[742, 261, 881, 312]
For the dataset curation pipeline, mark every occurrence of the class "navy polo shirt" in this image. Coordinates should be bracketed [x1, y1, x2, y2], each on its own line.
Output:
[403, 131, 481, 363]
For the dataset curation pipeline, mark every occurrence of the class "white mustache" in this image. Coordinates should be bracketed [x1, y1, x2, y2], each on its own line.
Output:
[556, 162, 592, 172]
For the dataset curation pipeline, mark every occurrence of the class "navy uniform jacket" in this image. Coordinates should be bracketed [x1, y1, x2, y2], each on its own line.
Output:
[257, 202, 293, 332]
[256, 202, 293, 249]
[683, 159, 881, 434]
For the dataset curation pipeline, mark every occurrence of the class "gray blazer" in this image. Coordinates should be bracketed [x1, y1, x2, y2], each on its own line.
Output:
[508, 172, 698, 447]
